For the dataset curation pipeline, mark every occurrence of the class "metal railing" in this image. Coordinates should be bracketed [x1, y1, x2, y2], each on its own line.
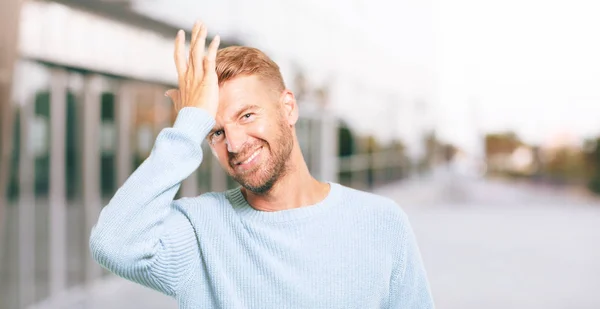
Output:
[338, 151, 410, 191]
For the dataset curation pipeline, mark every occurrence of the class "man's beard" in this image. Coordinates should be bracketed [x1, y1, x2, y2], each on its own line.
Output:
[228, 121, 293, 195]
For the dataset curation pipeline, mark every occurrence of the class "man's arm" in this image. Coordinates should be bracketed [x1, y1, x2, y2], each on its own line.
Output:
[89, 107, 214, 296]
[90, 21, 222, 296]
[389, 214, 435, 308]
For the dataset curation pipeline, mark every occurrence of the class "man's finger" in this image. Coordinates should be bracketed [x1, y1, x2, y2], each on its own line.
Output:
[193, 24, 208, 77]
[165, 88, 180, 102]
[187, 21, 202, 78]
[204, 35, 221, 80]
[165, 89, 181, 109]
[174, 30, 186, 85]
[190, 21, 201, 49]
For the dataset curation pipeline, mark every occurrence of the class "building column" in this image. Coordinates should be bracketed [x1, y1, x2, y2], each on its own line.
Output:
[0, 0, 22, 266]
[18, 95, 36, 308]
[48, 68, 68, 299]
[82, 75, 103, 283]
[116, 82, 133, 187]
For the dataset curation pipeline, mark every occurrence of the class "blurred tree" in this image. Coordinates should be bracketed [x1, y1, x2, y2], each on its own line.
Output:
[484, 131, 525, 175]
[337, 121, 355, 157]
[543, 146, 586, 182]
[583, 138, 597, 173]
[423, 130, 438, 165]
[442, 144, 457, 163]
[484, 131, 523, 157]
[584, 137, 600, 194]
[365, 135, 380, 154]
[314, 85, 330, 109]
[292, 68, 308, 102]
[418, 130, 452, 171]
[389, 139, 406, 154]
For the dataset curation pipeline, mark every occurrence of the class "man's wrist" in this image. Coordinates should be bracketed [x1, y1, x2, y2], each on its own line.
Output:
[173, 107, 216, 142]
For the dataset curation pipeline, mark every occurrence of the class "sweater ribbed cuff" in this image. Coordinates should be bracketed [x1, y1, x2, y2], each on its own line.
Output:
[173, 107, 216, 142]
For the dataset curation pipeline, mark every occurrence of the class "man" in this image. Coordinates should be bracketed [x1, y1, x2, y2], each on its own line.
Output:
[89, 21, 434, 309]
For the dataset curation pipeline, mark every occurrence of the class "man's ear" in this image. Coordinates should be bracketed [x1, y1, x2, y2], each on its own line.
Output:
[280, 90, 298, 126]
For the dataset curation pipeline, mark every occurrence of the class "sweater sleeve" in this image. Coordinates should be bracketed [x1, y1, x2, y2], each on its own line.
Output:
[89, 107, 215, 297]
[389, 213, 435, 309]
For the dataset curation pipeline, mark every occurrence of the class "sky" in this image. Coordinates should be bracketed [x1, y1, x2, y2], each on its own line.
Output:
[434, 0, 600, 152]
[133, 0, 600, 155]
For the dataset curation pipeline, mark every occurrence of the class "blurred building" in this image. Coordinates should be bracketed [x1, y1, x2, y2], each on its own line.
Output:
[0, 1, 412, 309]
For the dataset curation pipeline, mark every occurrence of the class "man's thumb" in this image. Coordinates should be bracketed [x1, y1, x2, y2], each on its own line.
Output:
[165, 89, 181, 105]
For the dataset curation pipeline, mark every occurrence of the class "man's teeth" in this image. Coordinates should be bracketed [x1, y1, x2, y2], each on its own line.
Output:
[240, 148, 260, 165]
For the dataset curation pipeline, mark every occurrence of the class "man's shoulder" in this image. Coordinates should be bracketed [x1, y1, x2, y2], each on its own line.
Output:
[337, 183, 396, 203]
[334, 184, 414, 247]
[172, 190, 233, 215]
[335, 183, 408, 221]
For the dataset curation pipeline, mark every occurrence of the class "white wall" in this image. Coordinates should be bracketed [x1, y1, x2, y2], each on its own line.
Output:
[19, 1, 180, 85]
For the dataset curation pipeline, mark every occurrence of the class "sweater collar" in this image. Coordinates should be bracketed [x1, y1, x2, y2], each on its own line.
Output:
[225, 182, 343, 223]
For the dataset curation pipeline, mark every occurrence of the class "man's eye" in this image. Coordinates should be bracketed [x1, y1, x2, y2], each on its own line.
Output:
[210, 130, 225, 144]
[243, 113, 253, 119]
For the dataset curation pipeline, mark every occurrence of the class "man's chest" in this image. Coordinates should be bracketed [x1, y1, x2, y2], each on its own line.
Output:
[186, 223, 394, 308]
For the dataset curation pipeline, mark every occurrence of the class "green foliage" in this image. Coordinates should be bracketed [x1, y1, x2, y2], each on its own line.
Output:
[586, 138, 600, 195]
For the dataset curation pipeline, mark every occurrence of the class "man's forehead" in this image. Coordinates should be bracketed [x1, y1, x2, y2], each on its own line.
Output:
[215, 99, 268, 125]
[217, 96, 265, 117]
[218, 87, 277, 116]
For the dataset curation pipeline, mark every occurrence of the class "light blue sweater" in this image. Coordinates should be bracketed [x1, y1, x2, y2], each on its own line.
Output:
[89, 107, 434, 309]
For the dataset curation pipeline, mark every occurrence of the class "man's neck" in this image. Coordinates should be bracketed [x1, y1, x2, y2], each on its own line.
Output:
[241, 149, 330, 212]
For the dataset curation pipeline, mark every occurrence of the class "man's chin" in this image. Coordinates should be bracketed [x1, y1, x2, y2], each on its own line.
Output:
[239, 177, 266, 190]
[237, 174, 278, 195]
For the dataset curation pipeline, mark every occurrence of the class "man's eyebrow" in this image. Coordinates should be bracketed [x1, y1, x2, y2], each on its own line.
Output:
[208, 105, 262, 136]
[233, 104, 261, 118]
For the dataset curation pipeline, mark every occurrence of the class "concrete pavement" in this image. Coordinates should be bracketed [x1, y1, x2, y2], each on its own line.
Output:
[374, 173, 600, 309]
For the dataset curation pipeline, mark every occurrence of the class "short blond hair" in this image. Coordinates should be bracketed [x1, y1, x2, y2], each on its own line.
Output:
[216, 46, 285, 92]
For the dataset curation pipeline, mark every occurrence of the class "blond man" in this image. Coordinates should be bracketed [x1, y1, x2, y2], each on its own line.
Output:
[90, 22, 434, 309]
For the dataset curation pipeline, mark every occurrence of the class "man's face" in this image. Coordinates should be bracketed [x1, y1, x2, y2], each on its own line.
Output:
[209, 75, 294, 194]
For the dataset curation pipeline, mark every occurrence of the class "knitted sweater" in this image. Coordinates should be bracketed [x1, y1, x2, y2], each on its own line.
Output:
[89, 107, 434, 309]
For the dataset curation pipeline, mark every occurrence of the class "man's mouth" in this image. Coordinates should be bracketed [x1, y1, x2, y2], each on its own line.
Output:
[233, 147, 263, 165]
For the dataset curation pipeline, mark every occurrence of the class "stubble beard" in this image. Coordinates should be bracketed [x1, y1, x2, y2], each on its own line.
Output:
[230, 120, 294, 195]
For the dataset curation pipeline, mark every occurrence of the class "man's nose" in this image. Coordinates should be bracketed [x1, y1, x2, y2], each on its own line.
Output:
[225, 126, 248, 153]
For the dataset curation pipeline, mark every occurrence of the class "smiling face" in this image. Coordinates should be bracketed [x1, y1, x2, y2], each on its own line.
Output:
[208, 75, 295, 194]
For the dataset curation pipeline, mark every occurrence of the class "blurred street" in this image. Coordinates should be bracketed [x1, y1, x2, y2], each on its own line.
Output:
[377, 169, 600, 309]
[30, 169, 600, 309]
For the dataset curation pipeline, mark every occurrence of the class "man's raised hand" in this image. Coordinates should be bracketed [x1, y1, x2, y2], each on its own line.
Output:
[165, 21, 221, 118]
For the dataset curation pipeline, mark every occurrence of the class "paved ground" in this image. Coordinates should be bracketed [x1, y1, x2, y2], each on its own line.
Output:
[375, 172, 600, 309]
[28, 172, 600, 309]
